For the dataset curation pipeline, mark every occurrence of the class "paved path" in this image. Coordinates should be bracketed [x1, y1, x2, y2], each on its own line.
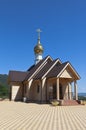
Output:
[0, 101, 86, 130]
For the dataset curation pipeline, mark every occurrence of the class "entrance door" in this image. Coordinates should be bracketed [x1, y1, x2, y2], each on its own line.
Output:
[49, 84, 63, 100]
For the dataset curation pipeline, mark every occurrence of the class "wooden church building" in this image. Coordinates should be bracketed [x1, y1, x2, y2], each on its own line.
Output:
[8, 29, 80, 104]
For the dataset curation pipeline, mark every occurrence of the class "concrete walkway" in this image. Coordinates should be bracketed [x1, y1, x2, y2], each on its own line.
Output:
[0, 101, 86, 130]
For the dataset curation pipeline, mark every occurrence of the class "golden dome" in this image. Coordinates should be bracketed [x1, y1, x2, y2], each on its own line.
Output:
[34, 43, 44, 54]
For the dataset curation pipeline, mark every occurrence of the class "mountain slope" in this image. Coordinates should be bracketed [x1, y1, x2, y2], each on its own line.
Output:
[0, 74, 8, 87]
[0, 74, 9, 98]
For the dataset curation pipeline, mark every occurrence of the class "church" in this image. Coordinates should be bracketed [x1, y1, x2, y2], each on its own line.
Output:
[8, 29, 80, 105]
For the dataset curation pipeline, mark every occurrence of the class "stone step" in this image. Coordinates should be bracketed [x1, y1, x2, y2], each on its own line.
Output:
[62, 100, 79, 106]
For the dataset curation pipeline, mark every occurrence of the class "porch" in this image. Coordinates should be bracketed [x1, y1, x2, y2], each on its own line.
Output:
[46, 77, 78, 102]
[23, 77, 78, 105]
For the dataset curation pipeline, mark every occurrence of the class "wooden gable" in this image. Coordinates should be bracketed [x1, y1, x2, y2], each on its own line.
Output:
[60, 69, 72, 78]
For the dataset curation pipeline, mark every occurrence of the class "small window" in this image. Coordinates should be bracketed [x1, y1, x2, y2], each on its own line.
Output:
[37, 85, 40, 93]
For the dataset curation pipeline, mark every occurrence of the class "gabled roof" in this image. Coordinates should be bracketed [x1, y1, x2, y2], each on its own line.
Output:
[65, 62, 80, 79]
[8, 55, 80, 83]
[8, 55, 53, 83]
[33, 59, 61, 80]
[24, 55, 53, 81]
[46, 62, 68, 78]
[9, 71, 29, 82]
[46, 62, 80, 80]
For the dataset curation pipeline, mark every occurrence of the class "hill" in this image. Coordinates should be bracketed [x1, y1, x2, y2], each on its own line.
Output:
[78, 93, 86, 100]
[78, 93, 86, 97]
[0, 74, 9, 98]
[0, 74, 8, 86]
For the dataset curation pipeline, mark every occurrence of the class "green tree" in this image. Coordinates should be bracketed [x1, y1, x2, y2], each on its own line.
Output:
[0, 83, 9, 98]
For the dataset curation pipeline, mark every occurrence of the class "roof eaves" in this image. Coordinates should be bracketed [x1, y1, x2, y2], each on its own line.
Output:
[24, 55, 53, 81]
[46, 55, 53, 61]
[56, 58, 62, 64]
[9, 70, 29, 83]
[57, 62, 69, 78]
[42, 59, 61, 79]
[57, 62, 80, 80]
[67, 62, 81, 79]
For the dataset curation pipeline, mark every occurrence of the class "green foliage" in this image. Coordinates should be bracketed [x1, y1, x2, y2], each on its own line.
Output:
[0, 83, 9, 98]
[78, 96, 86, 100]
[79, 100, 86, 105]
[51, 100, 59, 106]
[0, 74, 9, 98]
[0, 74, 8, 87]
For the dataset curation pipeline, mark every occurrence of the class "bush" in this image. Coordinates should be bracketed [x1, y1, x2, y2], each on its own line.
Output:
[51, 100, 59, 106]
[79, 100, 86, 105]
[82, 100, 86, 105]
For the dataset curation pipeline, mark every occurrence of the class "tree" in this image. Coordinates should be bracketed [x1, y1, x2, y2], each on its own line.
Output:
[0, 83, 9, 98]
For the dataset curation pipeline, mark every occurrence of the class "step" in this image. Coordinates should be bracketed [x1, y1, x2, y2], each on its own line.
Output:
[61, 100, 79, 106]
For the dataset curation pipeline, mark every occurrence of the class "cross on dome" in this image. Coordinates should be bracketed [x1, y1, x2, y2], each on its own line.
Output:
[36, 29, 42, 39]
[34, 29, 44, 64]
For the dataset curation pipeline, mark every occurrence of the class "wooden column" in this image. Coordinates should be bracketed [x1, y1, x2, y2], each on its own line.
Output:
[68, 83, 72, 100]
[74, 81, 78, 100]
[56, 78, 59, 100]
[27, 82, 30, 99]
[46, 79, 49, 101]
[27, 79, 33, 100]
[46, 80, 49, 101]
[41, 78, 46, 103]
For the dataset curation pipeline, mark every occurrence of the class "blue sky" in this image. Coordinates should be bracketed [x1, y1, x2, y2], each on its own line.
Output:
[0, 0, 86, 92]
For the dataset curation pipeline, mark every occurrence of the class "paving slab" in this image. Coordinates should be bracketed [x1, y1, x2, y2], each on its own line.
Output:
[0, 101, 86, 130]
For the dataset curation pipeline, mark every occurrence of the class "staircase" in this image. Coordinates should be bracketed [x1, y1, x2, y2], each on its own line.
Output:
[61, 100, 79, 106]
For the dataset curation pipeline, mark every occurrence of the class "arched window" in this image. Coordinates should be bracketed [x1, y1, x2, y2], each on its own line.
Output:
[37, 85, 40, 93]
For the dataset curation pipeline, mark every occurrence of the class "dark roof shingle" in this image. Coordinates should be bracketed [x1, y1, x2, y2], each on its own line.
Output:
[24, 55, 52, 81]
[46, 62, 68, 78]
[8, 55, 80, 83]
[9, 71, 29, 82]
[8, 55, 52, 83]
[33, 59, 61, 80]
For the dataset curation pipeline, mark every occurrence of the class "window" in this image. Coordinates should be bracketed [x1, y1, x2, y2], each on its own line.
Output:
[37, 85, 40, 93]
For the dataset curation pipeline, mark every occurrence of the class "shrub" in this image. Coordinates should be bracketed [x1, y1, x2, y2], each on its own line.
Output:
[51, 100, 59, 106]
[80, 100, 86, 105]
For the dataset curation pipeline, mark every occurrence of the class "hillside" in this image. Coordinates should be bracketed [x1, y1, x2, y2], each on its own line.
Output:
[0, 74, 8, 86]
[0, 74, 9, 98]
[78, 93, 86, 97]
